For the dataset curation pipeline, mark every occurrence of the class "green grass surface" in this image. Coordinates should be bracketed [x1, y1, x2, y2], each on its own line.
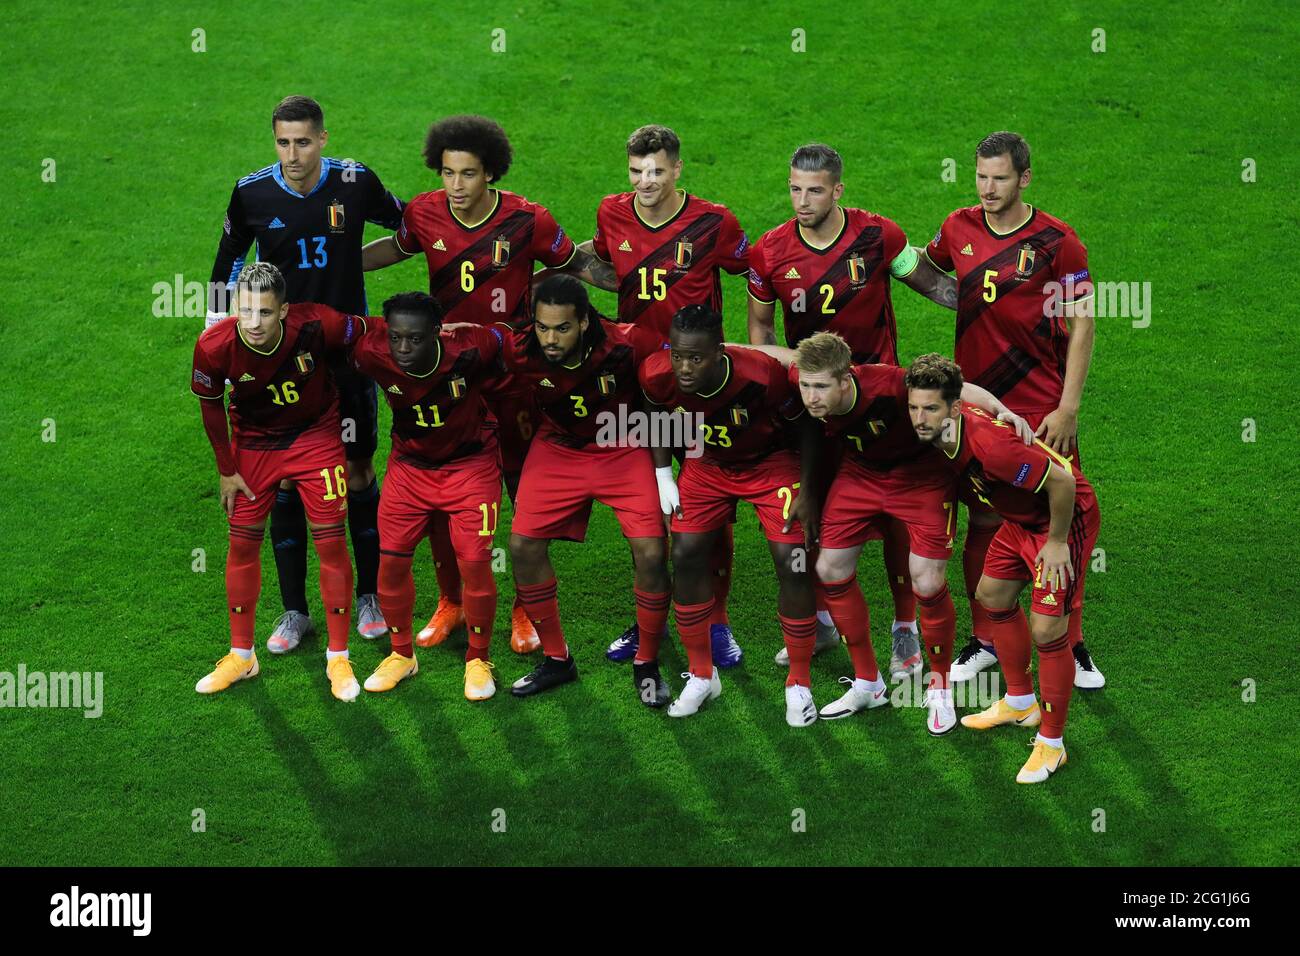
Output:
[2, 1, 1297, 866]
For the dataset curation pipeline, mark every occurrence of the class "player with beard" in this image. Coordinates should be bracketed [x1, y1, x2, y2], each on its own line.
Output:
[906, 353, 1100, 782]
[748, 143, 960, 679]
[498, 276, 673, 705]
[925, 131, 1103, 691]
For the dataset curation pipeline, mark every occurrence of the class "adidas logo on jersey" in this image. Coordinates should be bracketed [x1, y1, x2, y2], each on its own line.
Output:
[432, 238, 446, 251]
[267, 217, 285, 229]
[539, 378, 555, 387]
[238, 373, 255, 382]
[1041, 593, 1058, 606]
[784, 267, 801, 279]
[960, 243, 974, 256]
[618, 239, 632, 252]
[387, 384, 402, 394]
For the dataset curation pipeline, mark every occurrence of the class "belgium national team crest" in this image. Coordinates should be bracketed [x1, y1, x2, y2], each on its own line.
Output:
[492, 237, 511, 267]
[729, 405, 749, 427]
[294, 352, 315, 375]
[1015, 243, 1036, 279]
[847, 254, 868, 286]
[448, 376, 467, 399]
[327, 201, 346, 234]
[597, 373, 617, 396]
[674, 239, 693, 270]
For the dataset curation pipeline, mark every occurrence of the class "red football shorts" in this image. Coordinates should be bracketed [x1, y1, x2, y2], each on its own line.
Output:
[485, 382, 538, 479]
[379, 448, 503, 559]
[512, 436, 664, 542]
[819, 456, 957, 559]
[230, 433, 347, 525]
[671, 450, 805, 544]
[982, 499, 1100, 617]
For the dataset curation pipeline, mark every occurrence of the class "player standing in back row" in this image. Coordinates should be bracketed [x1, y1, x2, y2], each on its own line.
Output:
[748, 143, 961, 679]
[208, 95, 405, 654]
[586, 124, 750, 668]
[925, 131, 1104, 691]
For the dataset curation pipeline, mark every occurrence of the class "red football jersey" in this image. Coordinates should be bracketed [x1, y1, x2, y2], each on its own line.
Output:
[946, 405, 1096, 531]
[499, 318, 666, 448]
[641, 346, 804, 467]
[394, 188, 577, 325]
[791, 362, 940, 472]
[926, 205, 1093, 414]
[191, 303, 365, 449]
[592, 191, 749, 337]
[749, 208, 908, 365]
[352, 318, 504, 468]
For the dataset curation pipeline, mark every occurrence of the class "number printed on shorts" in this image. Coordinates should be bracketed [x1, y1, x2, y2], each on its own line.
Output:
[942, 499, 956, 536]
[776, 482, 801, 521]
[478, 502, 499, 537]
[267, 381, 299, 405]
[319, 464, 348, 502]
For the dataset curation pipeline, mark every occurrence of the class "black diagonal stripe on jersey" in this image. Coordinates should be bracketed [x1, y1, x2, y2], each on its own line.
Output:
[954, 226, 1067, 344]
[618, 214, 723, 323]
[427, 210, 535, 310]
[810, 225, 885, 314]
[977, 346, 1040, 399]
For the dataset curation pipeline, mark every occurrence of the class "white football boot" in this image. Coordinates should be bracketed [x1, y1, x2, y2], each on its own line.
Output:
[266, 610, 314, 655]
[666, 667, 722, 718]
[784, 684, 818, 727]
[949, 636, 998, 682]
[1073, 642, 1106, 689]
[925, 686, 957, 736]
[818, 676, 891, 720]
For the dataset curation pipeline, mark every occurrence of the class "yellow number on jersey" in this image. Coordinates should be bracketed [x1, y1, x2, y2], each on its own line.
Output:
[698, 424, 732, 448]
[412, 404, 445, 428]
[982, 269, 998, 303]
[570, 395, 588, 418]
[460, 260, 476, 293]
[819, 283, 836, 314]
[267, 381, 299, 406]
[637, 267, 668, 301]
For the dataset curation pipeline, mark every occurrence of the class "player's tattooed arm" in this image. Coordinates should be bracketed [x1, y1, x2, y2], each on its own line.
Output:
[748, 295, 778, 345]
[558, 244, 619, 292]
[362, 236, 413, 271]
[960, 382, 1034, 445]
[897, 250, 958, 310]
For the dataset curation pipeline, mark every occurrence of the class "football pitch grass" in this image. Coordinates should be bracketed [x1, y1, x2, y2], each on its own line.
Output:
[2, 1, 1297, 866]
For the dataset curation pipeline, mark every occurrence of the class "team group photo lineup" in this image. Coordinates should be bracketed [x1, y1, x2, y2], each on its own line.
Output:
[193, 97, 1105, 787]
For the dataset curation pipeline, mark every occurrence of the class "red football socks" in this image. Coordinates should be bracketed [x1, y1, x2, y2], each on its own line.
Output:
[459, 559, 497, 662]
[780, 613, 817, 687]
[633, 587, 670, 664]
[674, 599, 714, 678]
[1036, 633, 1074, 738]
[377, 550, 416, 657]
[312, 526, 353, 653]
[516, 578, 568, 659]
[821, 574, 878, 681]
[984, 604, 1034, 697]
[884, 519, 916, 622]
[226, 525, 264, 651]
[429, 512, 463, 605]
[916, 583, 956, 690]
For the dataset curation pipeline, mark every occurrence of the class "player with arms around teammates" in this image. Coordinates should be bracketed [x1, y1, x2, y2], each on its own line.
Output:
[208, 95, 405, 655]
[363, 115, 617, 655]
[584, 124, 751, 668]
[925, 131, 1104, 690]
[906, 354, 1101, 782]
[191, 263, 366, 702]
[747, 143, 961, 678]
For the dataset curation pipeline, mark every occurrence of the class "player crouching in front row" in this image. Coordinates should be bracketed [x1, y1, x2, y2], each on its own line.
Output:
[191, 262, 364, 701]
[907, 354, 1101, 783]
[352, 292, 506, 701]
[643, 305, 823, 725]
